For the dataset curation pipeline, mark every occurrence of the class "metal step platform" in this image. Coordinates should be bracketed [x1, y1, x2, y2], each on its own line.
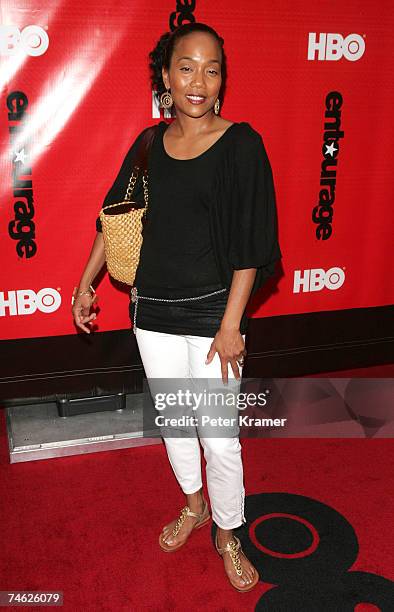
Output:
[5, 393, 162, 463]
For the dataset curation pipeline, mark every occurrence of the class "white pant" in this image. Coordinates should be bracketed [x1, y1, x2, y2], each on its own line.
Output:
[135, 326, 247, 529]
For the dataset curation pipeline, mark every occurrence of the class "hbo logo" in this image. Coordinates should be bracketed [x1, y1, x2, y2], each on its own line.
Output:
[0, 289, 61, 316]
[293, 268, 345, 293]
[0, 25, 49, 56]
[307, 33, 365, 61]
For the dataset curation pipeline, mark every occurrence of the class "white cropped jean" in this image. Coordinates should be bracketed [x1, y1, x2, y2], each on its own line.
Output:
[135, 326, 247, 530]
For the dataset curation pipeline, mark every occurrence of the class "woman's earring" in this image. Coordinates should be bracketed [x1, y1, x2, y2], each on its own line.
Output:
[214, 98, 220, 115]
[160, 88, 173, 109]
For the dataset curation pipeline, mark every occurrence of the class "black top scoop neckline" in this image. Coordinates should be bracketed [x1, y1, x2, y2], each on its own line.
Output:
[159, 121, 239, 162]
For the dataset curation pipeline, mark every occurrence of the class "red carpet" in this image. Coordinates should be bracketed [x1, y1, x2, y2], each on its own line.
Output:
[0, 411, 393, 611]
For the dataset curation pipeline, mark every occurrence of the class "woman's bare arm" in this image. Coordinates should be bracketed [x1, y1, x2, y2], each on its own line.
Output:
[220, 268, 257, 331]
[72, 232, 106, 333]
[77, 232, 106, 291]
[206, 268, 257, 383]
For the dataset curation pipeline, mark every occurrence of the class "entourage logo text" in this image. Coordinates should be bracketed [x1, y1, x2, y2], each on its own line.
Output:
[7, 91, 37, 258]
[169, 0, 195, 30]
[312, 92, 344, 241]
[307, 33, 365, 61]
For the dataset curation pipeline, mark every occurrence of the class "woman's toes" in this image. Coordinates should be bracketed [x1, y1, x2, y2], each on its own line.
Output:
[164, 533, 177, 546]
[232, 572, 245, 586]
[237, 559, 256, 585]
[162, 529, 174, 543]
[230, 567, 246, 586]
[162, 523, 175, 538]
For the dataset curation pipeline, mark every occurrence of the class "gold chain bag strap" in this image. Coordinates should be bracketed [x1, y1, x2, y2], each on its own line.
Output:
[99, 126, 157, 286]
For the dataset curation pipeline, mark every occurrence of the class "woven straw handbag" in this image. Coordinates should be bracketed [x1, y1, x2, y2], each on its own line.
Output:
[99, 126, 156, 285]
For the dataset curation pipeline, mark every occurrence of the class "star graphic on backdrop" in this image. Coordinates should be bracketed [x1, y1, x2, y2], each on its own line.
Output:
[325, 142, 338, 157]
[14, 149, 29, 164]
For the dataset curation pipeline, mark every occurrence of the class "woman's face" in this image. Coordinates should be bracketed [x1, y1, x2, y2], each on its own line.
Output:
[162, 31, 222, 119]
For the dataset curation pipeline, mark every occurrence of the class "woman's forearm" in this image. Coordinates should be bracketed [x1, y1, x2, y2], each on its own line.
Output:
[77, 232, 106, 290]
[220, 268, 257, 331]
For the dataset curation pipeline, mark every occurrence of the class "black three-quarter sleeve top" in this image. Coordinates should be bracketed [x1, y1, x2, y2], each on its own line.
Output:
[96, 120, 282, 337]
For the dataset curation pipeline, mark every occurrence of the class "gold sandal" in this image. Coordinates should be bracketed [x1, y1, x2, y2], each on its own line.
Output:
[159, 498, 211, 552]
[215, 533, 259, 592]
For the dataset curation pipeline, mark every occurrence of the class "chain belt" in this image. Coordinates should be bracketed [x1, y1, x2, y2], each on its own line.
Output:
[130, 286, 228, 335]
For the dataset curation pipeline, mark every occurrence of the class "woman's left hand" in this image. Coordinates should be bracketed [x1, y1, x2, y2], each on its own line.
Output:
[205, 326, 247, 384]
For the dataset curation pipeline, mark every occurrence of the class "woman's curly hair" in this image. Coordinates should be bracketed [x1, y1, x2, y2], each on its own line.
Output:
[149, 22, 227, 114]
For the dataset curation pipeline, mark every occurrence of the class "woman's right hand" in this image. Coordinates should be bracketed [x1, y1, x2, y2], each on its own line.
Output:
[71, 287, 98, 334]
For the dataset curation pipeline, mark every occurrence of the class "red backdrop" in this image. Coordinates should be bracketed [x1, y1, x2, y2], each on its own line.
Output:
[1, 0, 393, 341]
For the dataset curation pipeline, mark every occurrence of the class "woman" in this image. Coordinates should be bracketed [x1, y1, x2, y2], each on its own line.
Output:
[72, 22, 281, 593]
